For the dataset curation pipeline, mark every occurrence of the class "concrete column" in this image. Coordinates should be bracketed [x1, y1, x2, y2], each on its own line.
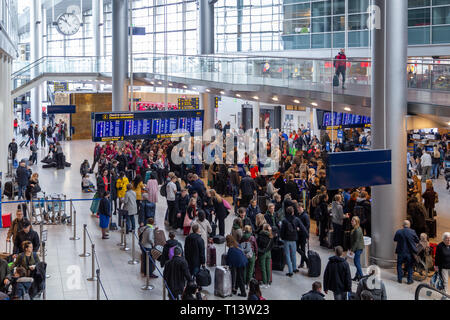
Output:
[371, 0, 408, 268]
[0, 54, 13, 175]
[30, 0, 42, 127]
[253, 102, 260, 129]
[112, 0, 129, 111]
[200, 93, 215, 133]
[199, 0, 215, 55]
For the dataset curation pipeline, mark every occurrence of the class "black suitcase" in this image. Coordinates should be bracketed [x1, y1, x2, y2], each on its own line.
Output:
[333, 74, 340, 87]
[307, 241, 321, 277]
[426, 218, 437, 239]
[19, 141, 26, 148]
[213, 235, 225, 244]
[271, 244, 286, 271]
[209, 222, 217, 238]
[4, 181, 16, 199]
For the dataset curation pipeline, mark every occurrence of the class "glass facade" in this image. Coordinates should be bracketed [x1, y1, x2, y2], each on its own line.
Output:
[0, 0, 19, 45]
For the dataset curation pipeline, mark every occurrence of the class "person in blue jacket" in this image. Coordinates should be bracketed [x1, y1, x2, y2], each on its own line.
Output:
[394, 220, 419, 284]
[225, 235, 248, 297]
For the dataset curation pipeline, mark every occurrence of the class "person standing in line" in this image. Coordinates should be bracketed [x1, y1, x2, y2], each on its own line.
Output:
[122, 184, 137, 233]
[25, 124, 34, 147]
[301, 282, 326, 300]
[349, 216, 365, 282]
[33, 125, 40, 146]
[30, 141, 38, 165]
[40, 127, 47, 148]
[334, 48, 347, 89]
[422, 179, 438, 220]
[8, 138, 18, 162]
[13, 118, 18, 135]
[6, 208, 29, 253]
[98, 191, 111, 239]
[225, 235, 248, 297]
[166, 175, 178, 229]
[190, 210, 212, 257]
[184, 224, 205, 277]
[394, 220, 419, 285]
[297, 203, 310, 269]
[280, 206, 301, 277]
[421, 151, 432, 180]
[16, 161, 30, 200]
[256, 224, 274, 289]
[163, 247, 191, 300]
[323, 246, 352, 300]
[331, 194, 347, 248]
[435, 232, 450, 295]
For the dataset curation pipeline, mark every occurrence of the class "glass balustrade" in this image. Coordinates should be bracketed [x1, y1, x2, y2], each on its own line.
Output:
[11, 54, 450, 93]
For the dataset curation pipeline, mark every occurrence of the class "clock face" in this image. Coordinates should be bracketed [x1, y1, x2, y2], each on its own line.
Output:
[57, 13, 81, 36]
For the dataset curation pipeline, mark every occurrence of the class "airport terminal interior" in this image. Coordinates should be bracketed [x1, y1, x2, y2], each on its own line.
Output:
[0, 0, 449, 302]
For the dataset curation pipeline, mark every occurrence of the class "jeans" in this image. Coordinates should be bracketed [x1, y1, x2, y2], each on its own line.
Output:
[441, 268, 449, 295]
[296, 238, 307, 267]
[283, 240, 297, 274]
[432, 163, 439, 179]
[259, 251, 271, 285]
[31, 152, 37, 164]
[167, 200, 177, 227]
[397, 253, 413, 282]
[232, 185, 239, 208]
[354, 249, 363, 277]
[333, 292, 346, 300]
[126, 214, 136, 232]
[18, 185, 27, 200]
[422, 166, 432, 180]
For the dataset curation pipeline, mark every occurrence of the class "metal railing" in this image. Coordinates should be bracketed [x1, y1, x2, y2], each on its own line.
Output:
[11, 54, 450, 93]
[415, 283, 450, 301]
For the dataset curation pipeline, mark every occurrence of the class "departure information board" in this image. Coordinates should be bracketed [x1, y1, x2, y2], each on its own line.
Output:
[318, 110, 371, 129]
[91, 110, 204, 142]
[177, 98, 199, 110]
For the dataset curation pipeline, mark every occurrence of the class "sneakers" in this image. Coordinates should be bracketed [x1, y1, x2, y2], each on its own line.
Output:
[286, 273, 293, 277]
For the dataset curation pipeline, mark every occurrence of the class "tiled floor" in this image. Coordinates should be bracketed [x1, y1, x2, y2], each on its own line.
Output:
[1, 138, 448, 300]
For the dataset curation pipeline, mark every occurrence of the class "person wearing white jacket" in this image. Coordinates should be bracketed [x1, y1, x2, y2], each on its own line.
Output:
[190, 210, 212, 256]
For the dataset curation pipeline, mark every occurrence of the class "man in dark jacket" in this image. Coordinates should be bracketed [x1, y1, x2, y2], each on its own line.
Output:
[238, 207, 253, 230]
[280, 206, 305, 277]
[301, 281, 325, 300]
[16, 162, 30, 200]
[296, 203, 310, 269]
[163, 247, 191, 300]
[285, 175, 300, 202]
[184, 224, 205, 276]
[240, 172, 257, 207]
[190, 175, 206, 201]
[394, 220, 419, 284]
[14, 221, 40, 254]
[246, 199, 260, 228]
[334, 48, 347, 89]
[25, 124, 34, 147]
[115, 150, 128, 173]
[8, 138, 18, 161]
[323, 246, 352, 300]
[0, 258, 11, 292]
[434, 232, 450, 294]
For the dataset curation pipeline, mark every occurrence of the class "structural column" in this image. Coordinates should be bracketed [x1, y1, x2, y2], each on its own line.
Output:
[30, 0, 42, 127]
[371, 0, 408, 268]
[252, 102, 260, 130]
[199, 0, 217, 132]
[112, 0, 129, 111]
[0, 53, 14, 175]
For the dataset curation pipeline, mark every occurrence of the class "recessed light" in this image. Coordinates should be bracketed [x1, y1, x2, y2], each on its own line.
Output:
[311, 102, 318, 106]
[150, 81, 154, 85]
[169, 83, 173, 86]
[272, 96, 278, 101]
[192, 87, 197, 90]
[183, 85, 188, 89]
[236, 94, 241, 97]
[253, 96, 259, 100]
[158, 81, 162, 85]
[448, 122, 450, 126]
[344, 107, 352, 112]
[206, 89, 210, 92]
[220, 91, 225, 94]
[294, 99, 300, 104]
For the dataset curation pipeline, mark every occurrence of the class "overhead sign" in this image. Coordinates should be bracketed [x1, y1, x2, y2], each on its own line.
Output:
[47, 105, 76, 114]
[53, 82, 68, 92]
[178, 98, 199, 110]
[317, 110, 371, 130]
[91, 110, 204, 142]
[215, 97, 220, 109]
[129, 27, 146, 35]
[326, 150, 392, 190]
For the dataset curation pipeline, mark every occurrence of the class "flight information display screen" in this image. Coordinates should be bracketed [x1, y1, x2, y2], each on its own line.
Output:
[320, 111, 371, 129]
[92, 110, 204, 142]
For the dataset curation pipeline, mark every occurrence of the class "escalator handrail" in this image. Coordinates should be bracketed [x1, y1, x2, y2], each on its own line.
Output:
[414, 283, 450, 300]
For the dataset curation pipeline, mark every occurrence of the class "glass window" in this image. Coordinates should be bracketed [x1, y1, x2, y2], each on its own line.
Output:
[333, 0, 345, 15]
[432, 6, 450, 25]
[348, 0, 370, 14]
[432, 25, 450, 43]
[312, 16, 331, 32]
[333, 15, 345, 31]
[312, 1, 331, 17]
[408, 8, 431, 26]
[348, 30, 369, 47]
[408, 26, 431, 44]
[433, 0, 450, 5]
[348, 14, 369, 30]
[408, 0, 431, 7]
[333, 31, 345, 47]
[312, 32, 331, 48]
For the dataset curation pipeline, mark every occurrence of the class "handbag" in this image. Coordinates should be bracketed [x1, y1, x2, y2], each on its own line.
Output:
[430, 271, 445, 291]
[222, 199, 232, 210]
[151, 245, 164, 262]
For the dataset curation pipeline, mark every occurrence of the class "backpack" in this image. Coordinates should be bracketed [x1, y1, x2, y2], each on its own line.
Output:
[361, 136, 367, 145]
[136, 157, 143, 167]
[311, 194, 321, 208]
[160, 181, 168, 197]
[241, 241, 253, 259]
[168, 243, 183, 260]
[139, 226, 150, 244]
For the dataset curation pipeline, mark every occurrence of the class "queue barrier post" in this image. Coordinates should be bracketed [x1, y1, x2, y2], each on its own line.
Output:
[128, 230, 139, 264]
[96, 269, 101, 300]
[69, 204, 80, 240]
[42, 241, 50, 279]
[163, 278, 166, 300]
[87, 244, 97, 281]
[117, 215, 125, 247]
[141, 251, 154, 291]
[79, 224, 91, 257]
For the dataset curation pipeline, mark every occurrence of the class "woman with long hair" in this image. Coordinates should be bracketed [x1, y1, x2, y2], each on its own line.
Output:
[256, 224, 274, 288]
[132, 175, 145, 225]
[422, 179, 438, 220]
[248, 278, 265, 300]
[350, 216, 365, 282]
[225, 235, 248, 297]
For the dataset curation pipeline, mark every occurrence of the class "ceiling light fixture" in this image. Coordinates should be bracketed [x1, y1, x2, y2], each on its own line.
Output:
[236, 94, 241, 97]
[169, 83, 173, 86]
[311, 102, 318, 106]
[344, 107, 352, 112]
[206, 89, 210, 92]
[183, 85, 188, 89]
[220, 91, 225, 94]
[192, 87, 197, 90]
[272, 96, 278, 101]
[158, 81, 162, 85]
[294, 99, 300, 104]
[253, 96, 259, 100]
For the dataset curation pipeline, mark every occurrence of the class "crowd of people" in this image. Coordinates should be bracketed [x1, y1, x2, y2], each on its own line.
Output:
[84, 124, 449, 300]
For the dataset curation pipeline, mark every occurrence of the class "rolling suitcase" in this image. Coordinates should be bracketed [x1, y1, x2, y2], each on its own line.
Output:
[0, 241, 13, 261]
[213, 235, 225, 244]
[271, 243, 286, 271]
[90, 193, 100, 214]
[307, 241, 321, 277]
[207, 241, 217, 267]
[255, 258, 272, 283]
[221, 244, 228, 266]
[1, 213, 12, 229]
[20, 141, 26, 148]
[4, 181, 14, 199]
[144, 170, 152, 184]
[426, 218, 437, 239]
[209, 222, 217, 238]
[214, 266, 232, 298]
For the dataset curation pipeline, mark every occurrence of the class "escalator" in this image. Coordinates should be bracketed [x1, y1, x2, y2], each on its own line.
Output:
[415, 283, 450, 300]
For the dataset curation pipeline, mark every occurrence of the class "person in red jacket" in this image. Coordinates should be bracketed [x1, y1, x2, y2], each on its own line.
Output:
[334, 48, 347, 89]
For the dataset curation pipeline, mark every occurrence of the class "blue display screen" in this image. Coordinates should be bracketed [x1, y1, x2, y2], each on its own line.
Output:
[92, 110, 204, 142]
[322, 111, 371, 129]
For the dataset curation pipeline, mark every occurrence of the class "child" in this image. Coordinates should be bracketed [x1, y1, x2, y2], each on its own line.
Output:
[9, 267, 33, 300]
[82, 174, 96, 193]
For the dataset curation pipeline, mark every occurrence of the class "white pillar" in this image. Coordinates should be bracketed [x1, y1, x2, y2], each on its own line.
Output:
[0, 54, 13, 175]
[30, 0, 42, 127]
[253, 102, 260, 129]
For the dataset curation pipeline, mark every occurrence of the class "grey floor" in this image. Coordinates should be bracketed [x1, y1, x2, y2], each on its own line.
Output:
[1, 139, 449, 300]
